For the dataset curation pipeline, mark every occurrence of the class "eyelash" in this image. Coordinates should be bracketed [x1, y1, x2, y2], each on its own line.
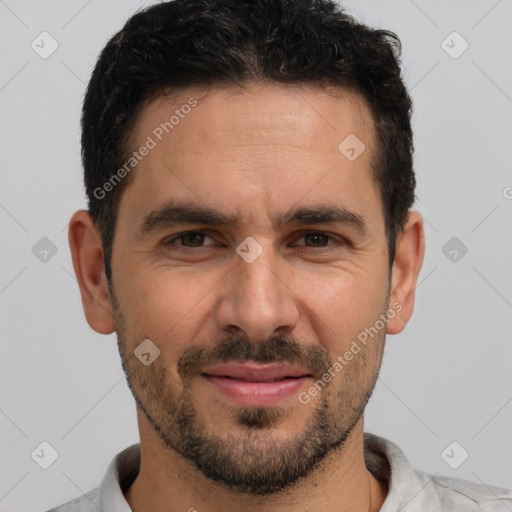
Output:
[163, 231, 343, 250]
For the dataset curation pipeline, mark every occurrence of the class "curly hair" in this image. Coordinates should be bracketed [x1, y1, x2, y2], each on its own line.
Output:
[81, 0, 415, 280]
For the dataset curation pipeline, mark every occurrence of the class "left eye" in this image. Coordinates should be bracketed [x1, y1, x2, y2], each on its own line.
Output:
[165, 232, 216, 247]
[296, 232, 333, 247]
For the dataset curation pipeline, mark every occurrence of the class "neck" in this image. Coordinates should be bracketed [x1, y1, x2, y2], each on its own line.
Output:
[124, 413, 387, 512]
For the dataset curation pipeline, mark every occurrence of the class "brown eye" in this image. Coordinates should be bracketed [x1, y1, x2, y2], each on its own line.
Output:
[165, 232, 215, 248]
[179, 233, 206, 247]
[302, 232, 332, 247]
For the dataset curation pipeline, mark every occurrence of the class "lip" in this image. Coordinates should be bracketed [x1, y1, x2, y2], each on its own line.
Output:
[201, 362, 312, 406]
[202, 362, 311, 381]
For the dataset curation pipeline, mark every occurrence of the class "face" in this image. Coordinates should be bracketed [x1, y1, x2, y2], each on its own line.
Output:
[109, 83, 392, 494]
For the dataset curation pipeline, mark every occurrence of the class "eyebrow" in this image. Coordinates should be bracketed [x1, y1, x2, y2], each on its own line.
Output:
[137, 200, 367, 236]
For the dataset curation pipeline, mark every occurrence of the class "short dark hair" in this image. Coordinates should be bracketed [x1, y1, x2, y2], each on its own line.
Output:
[81, 0, 415, 281]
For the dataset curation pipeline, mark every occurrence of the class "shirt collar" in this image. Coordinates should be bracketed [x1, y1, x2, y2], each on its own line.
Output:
[96, 433, 438, 511]
[364, 433, 441, 512]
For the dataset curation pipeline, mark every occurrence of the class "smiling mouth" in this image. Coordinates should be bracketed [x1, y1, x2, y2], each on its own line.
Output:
[201, 361, 311, 380]
[200, 362, 313, 405]
[202, 374, 311, 382]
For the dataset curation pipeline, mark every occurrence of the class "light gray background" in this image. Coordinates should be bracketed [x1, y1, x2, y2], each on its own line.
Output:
[1, 0, 511, 510]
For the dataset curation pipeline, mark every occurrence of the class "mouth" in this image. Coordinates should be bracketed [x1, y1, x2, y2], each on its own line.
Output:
[201, 362, 313, 406]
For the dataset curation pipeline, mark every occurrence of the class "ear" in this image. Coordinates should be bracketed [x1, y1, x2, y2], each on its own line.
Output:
[386, 210, 425, 335]
[68, 210, 116, 334]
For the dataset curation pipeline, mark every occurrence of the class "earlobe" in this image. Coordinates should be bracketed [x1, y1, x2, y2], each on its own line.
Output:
[68, 210, 116, 335]
[386, 210, 425, 335]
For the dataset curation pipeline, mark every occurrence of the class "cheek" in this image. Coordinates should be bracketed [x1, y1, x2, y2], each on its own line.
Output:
[302, 269, 388, 354]
[118, 266, 219, 341]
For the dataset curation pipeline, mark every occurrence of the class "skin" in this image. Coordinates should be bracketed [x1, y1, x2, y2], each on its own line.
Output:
[69, 82, 424, 512]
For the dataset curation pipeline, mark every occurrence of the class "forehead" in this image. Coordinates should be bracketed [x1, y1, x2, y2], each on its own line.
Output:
[135, 82, 375, 157]
[119, 82, 381, 232]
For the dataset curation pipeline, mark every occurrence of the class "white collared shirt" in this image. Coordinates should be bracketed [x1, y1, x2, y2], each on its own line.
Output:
[47, 433, 512, 511]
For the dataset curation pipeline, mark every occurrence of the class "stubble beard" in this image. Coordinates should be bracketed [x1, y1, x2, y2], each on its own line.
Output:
[112, 292, 385, 496]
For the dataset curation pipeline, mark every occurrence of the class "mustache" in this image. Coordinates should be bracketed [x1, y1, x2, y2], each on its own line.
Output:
[177, 332, 332, 383]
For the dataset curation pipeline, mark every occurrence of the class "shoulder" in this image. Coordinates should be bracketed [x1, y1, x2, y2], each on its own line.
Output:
[45, 443, 140, 512]
[45, 488, 99, 512]
[418, 470, 512, 511]
[364, 433, 512, 512]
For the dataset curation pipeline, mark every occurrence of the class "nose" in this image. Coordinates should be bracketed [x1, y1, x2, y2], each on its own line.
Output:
[215, 243, 300, 342]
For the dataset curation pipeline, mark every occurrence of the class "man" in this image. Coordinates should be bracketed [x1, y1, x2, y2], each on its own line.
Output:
[49, 0, 512, 510]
